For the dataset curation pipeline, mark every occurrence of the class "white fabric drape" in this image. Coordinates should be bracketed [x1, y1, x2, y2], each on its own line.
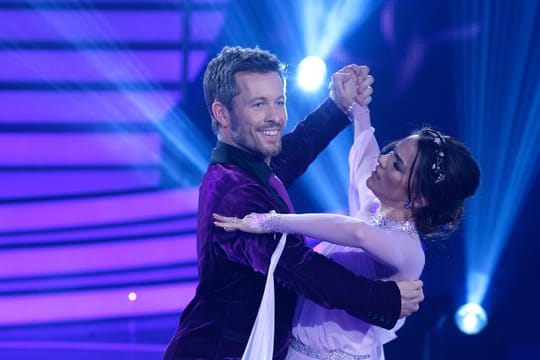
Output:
[242, 233, 288, 360]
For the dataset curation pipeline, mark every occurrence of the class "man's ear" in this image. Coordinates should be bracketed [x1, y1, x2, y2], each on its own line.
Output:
[212, 101, 230, 128]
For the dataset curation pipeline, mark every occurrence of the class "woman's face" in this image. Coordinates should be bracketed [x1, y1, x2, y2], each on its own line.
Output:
[367, 135, 420, 207]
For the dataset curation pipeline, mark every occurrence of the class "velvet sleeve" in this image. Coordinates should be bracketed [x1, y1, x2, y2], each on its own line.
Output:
[214, 183, 401, 330]
[271, 98, 350, 187]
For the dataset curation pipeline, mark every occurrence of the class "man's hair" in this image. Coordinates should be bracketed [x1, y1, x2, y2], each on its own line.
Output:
[203, 46, 286, 134]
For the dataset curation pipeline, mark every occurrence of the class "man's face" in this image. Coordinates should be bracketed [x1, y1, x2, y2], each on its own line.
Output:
[226, 71, 287, 163]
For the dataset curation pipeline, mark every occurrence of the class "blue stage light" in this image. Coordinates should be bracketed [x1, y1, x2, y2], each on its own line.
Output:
[297, 56, 327, 92]
[299, 0, 381, 60]
[289, 0, 381, 212]
[454, 0, 540, 312]
[455, 303, 488, 335]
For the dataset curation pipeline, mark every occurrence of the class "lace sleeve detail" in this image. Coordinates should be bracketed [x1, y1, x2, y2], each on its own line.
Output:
[251, 212, 285, 234]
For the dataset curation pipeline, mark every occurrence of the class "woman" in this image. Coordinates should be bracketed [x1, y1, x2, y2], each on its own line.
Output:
[214, 102, 480, 359]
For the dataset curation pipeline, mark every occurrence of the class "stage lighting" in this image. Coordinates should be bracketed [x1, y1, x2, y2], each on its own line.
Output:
[456, 0, 540, 315]
[297, 56, 327, 91]
[454, 303, 487, 335]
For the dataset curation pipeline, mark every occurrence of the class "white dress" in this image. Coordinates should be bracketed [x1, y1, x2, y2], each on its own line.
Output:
[285, 106, 424, 360]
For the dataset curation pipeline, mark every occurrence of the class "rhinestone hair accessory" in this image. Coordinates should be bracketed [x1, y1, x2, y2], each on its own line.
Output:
[427, 130, 446, 184]
[368, 209, 417, 235]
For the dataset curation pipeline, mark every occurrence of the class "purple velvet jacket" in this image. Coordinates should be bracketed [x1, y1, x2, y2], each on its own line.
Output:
[164, 99, 400, 359]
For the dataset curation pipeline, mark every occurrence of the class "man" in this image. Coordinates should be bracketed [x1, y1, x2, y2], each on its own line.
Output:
[164, 46, 423, 359]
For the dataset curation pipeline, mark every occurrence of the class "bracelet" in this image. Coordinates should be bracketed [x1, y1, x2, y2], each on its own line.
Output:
[346, 104, 355, 122]
[347, 102, 370, 122]
[260, 212, 284, 233]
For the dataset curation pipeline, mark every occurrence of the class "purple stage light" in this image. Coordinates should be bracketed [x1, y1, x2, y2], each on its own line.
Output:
[0, 234, 196, 278]
[0, 0, 233, 341]
[190, 11, 225, 42]
[0, 186, 200, 327]
[0, 216, 196, 247]
[0, 340, 164, 355]
[0, 50, 182, 82]
[0, 10, 183, 42]
[0, 282, 196, 326]
[0, 188, 199, 232]
[0, 133, 161, 165]
[0, 91, 180, 123]
[187, 49, 209, 82]
[0, 169, 162, 200]
[1, 264, 198, 295]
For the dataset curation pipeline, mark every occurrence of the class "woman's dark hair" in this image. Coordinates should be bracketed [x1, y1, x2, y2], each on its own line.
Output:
[407, 128, 480, 236]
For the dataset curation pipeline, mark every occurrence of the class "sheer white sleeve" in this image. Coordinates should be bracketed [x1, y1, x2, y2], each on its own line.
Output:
[348, 103, 380, 217]
[262, 213, 424, 280]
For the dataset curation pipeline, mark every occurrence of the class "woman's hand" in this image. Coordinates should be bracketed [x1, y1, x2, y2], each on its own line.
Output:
[213, 212, 278, 234]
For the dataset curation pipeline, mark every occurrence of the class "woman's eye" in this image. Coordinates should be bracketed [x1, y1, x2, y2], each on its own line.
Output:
[393, 162, 400, 171]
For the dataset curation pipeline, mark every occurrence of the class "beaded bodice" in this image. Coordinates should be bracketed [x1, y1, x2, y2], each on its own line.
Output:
[368, 210, 417, 235]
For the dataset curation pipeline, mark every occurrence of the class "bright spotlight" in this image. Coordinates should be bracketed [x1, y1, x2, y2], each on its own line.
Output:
[455, 303, 488, 335]
[297, 56, 327, 91]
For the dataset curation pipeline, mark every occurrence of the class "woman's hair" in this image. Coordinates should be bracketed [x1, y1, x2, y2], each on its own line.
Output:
[407, 128, 480, 236]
